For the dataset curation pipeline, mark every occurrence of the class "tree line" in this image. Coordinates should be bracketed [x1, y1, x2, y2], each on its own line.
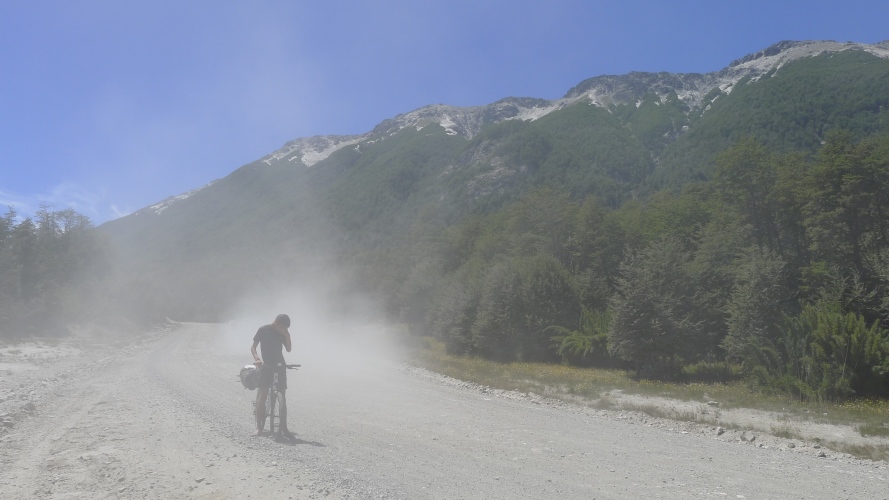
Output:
[392, 131, 889, 402]
[0, 205, 108, 338]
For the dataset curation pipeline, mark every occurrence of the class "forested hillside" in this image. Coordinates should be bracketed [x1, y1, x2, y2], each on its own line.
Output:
[401, 132, 889, 400]
[95, 42, 889, 400]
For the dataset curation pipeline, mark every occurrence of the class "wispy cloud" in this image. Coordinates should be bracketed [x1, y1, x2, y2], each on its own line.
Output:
[110, 205, 131, 219]
[0, 189, 36, 218]
[0, 183, 110, 222]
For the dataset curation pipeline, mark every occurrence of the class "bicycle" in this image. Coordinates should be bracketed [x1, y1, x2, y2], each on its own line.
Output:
[254, 362, 300, 440]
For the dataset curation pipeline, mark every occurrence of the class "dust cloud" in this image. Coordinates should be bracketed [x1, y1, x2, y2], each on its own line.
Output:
[219, 277, 407, 382]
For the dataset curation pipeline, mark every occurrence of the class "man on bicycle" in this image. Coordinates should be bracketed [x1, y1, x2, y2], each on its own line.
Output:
[250, 313, 294, 439]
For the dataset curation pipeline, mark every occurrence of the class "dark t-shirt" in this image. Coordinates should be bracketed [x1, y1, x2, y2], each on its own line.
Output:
[253, 324, 286, 365]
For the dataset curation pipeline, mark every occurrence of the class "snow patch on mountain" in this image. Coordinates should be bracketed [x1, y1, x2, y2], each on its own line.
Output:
[262, 134, 368, 167]
[725, 40, 889, 74]
[136, 180, 217, 216]
[371, 97, 568, 141]
[566, 40, 889, 111]
[509, 100, 567, 121]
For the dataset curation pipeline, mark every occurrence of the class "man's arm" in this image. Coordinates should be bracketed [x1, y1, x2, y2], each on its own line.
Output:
[283, 331, 292, 352]
[250, 339, 262, 365]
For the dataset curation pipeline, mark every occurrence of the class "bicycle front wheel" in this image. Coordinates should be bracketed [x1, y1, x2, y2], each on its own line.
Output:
[274, 392, 287, 439]
[268, 391, 279, 437]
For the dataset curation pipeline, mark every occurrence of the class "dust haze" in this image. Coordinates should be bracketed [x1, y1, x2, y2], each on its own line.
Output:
[220, 271, 407, 382]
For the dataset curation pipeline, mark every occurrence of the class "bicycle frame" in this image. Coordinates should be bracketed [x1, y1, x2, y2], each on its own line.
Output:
[253, 362, 299, 439]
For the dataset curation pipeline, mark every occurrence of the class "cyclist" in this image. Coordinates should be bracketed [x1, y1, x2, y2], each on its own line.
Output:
[250, 313, 294, 439]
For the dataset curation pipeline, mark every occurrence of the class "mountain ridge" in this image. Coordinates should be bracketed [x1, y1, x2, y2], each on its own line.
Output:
[259, 39, 889, 169]
[112, 38, 889, 221]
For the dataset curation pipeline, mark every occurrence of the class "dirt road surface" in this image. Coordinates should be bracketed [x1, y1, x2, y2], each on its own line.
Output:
[1, 322, 887, 499]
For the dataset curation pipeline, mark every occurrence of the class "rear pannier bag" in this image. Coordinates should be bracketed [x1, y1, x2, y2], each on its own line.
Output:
[239, 365, 259, 390]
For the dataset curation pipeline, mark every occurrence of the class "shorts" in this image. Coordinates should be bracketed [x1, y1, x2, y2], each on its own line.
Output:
[258, 363, 287, 390]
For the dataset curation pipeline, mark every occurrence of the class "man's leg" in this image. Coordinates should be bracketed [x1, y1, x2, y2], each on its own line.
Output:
[255, 388, 269, 435]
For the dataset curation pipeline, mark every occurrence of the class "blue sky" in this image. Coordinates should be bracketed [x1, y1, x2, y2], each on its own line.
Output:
[2, 1, 887, 224]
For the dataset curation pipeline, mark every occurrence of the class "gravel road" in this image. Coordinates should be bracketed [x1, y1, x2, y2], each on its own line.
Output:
[1, 322, 887, 499]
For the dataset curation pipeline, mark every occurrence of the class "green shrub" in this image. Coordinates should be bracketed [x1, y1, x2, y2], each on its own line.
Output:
[767, 303, 889, 401]
[547, 308, 611, 365]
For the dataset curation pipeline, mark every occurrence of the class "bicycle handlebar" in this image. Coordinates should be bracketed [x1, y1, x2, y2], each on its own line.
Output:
[256, 362, 301, 369]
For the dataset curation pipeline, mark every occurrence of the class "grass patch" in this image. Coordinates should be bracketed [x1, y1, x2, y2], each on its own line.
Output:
[830, 442, 889, 462]
[770, 424, 803, 440]
[619, 402, 701, 423]
[858, 423, 889, 438]
[410, 338, 777, 408]
[411, 340, 631, 401]
[409, 337, 889, 430]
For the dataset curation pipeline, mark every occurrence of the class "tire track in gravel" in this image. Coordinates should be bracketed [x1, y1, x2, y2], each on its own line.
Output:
[2, 380, 115, 498]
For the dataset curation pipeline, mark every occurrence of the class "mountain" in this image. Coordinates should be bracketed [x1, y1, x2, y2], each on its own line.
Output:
[99, 39, 889, 322]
